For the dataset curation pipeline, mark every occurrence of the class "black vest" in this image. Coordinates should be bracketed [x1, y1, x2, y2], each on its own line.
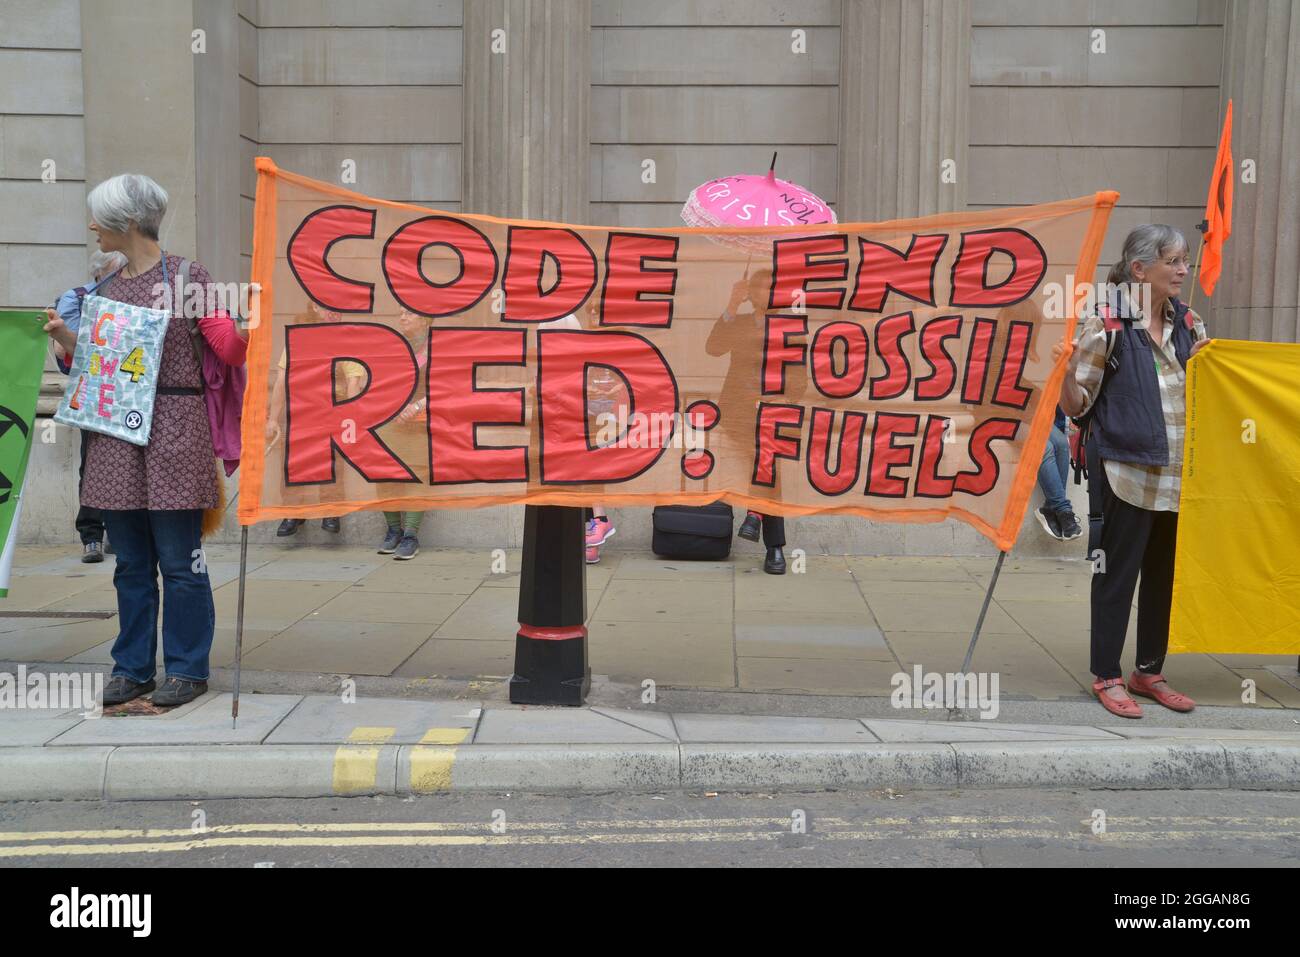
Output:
[1090, 299, 1196, 467]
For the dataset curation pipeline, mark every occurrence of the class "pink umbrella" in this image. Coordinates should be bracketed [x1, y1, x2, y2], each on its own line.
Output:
[681, 153, 837, 251]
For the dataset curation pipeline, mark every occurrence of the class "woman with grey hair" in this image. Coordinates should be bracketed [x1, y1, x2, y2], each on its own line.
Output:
[41, 173, 247, 708]
[1056, 223, 1210, 719]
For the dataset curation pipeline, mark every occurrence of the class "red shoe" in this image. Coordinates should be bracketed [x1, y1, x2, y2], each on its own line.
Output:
[1127, 672, 1196, 713]
[1093, 677, 1143, 719]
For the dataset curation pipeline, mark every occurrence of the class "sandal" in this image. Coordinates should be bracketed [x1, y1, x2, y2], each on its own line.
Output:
[1093, 677, 1143, 719]
[1127, 671, 1196, 713]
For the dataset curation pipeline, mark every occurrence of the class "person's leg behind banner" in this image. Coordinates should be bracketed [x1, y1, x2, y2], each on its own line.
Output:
[101, 508, 160, 703]
[379, 510, 403, 554]
[76, 429, 107, 561]
[761, 514, 786, 575]
[395, 510, 423, 560]
[585, 502, 614, 564]
[1036, 424, 1082, 542]
[151, 507, 214, 705]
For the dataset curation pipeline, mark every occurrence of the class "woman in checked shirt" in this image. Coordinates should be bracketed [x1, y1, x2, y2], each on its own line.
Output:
[1056, 224, 1210, 720]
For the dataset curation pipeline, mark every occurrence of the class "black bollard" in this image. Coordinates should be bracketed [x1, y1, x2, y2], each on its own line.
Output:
[510, 503, 588, 705]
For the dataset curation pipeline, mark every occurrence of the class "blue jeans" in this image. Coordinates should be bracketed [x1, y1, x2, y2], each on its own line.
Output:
[101, 509, 214, 683]
[1037, 426, 1071, 513]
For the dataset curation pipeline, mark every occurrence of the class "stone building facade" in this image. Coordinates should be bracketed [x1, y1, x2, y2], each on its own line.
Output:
[2, 0, 1293, 554]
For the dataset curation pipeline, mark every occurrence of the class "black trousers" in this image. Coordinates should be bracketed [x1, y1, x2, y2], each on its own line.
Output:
[1089, 482, 1179, 680]
[761, 514, 785, 548]
[75, 430, 104, 545]
[745, 511, 785, 548]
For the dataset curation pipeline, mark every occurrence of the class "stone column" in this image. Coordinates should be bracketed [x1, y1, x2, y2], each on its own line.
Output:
[462, 2, 592, 704]
[462, 0, 590, 222]
[837, 0, 970, 221]
[79, 0, 242, 284]
[1215, 0, 1300, 342]
[80, 0, 198, 257]
[192, 0, 242, 288]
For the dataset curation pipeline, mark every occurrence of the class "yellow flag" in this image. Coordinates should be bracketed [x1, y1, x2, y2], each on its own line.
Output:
[1169, 339, 1300, 653]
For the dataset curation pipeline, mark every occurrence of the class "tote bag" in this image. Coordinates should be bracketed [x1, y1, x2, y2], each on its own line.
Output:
[53, 292, 170, 446]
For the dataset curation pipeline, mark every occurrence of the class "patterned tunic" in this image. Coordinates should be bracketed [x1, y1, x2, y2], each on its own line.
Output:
[80, 254, 219, 511]
[1073, 299, 1207, 513]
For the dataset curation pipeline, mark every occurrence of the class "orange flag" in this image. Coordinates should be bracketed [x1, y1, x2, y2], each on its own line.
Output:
[1199, 99, 1233, 298]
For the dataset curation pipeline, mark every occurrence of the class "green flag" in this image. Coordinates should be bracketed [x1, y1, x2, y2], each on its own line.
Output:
[0, 310, 48, 598]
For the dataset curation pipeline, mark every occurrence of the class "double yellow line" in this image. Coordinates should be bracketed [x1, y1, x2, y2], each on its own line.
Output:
[332, 726, 471, 795]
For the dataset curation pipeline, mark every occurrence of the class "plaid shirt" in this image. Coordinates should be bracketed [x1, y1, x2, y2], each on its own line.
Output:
[1074, 300, 1207, 512]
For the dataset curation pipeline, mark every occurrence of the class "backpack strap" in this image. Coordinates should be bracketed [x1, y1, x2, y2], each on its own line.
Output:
[178, 258, 207, 377]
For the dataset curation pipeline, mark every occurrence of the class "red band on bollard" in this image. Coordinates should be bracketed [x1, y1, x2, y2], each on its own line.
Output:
[518, 624, 588, 641]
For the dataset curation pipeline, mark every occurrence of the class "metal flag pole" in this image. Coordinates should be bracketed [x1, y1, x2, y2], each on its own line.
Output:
[950, 550, 1008, 716]
[1185, 219, 1208, 315]
[232, 525, 248, 729]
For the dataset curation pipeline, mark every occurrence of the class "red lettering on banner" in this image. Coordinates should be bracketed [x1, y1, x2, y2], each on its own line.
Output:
[427, 328, 528, 484]
[809, 320, 869, 399]
[992, 320, 1034, 409]
[752, 403, 804, 487]
[961, 317, 997, 404]
[284, 323, 418, 484]
[807, 407, 868, 495]
[914, 415, 957, 498]
[953, 418, 1020, 496]
[762, 315, 808, 394]
[865, 412, 920, 497]
[286, 205, 377, 312]
[950, 228, 1047, 307]
[383, 216, 499, 318]
[914, 315, 963, 401]
[770, 234, 848, 310]
[502, 226, 598, 323]
[868, 312, 915, 401]
[537, 330, 678, 482]
[599, 232, 679, 327]
[849, 234, 947, 313]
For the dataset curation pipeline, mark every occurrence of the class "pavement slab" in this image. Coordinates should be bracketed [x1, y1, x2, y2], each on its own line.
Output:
[737, 656, 903, 695]
[0, 716, 84, 746]
[239, 619, 434, 675]
[47, 693, 302, 746]
[0, 619, 117, 663]
[474, 707, 674, 744]
[394, 638, 516, 679]
[672, 712, 879, 743]
[265, 696, 481, 744]
[735, 612, 892, 661]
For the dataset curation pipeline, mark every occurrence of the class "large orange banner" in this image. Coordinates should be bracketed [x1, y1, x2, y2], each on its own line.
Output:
[241, 160, 1115, 550]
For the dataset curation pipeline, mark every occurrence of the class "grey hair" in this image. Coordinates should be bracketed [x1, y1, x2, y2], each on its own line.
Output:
[1106, 224, 1188, 286]
[89, 250, 127, 280]
[87, 173, 169, 240]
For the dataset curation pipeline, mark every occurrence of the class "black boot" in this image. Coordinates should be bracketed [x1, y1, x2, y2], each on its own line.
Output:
[738, 511, 762, 542]
[764, 546, 786, 575]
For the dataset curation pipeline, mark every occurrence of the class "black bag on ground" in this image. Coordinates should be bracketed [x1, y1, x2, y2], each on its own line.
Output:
[651, 503, 734, 560]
